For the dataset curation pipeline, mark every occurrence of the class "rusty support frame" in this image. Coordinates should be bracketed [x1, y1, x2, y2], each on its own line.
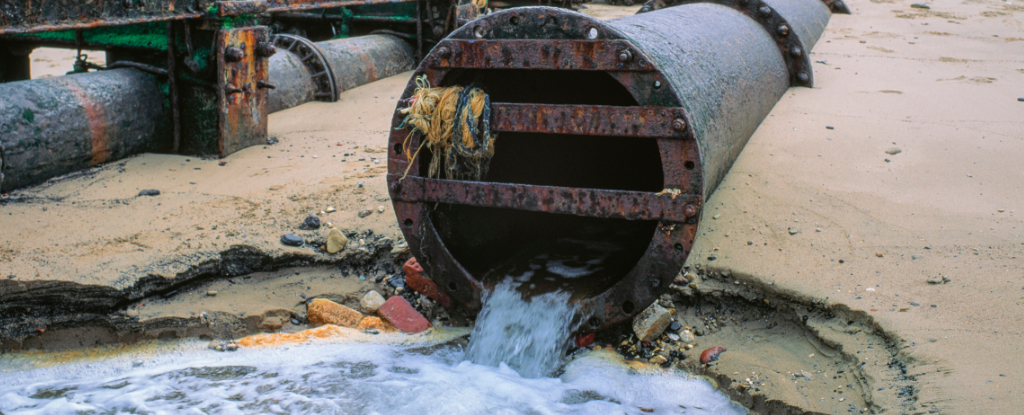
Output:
[429, 39, 657, 71]
[215, 26, 271, 157]
[490, 103, 689, 138]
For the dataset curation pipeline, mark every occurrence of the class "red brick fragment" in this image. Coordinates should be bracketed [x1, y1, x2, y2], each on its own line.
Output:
[377, 296, 432, 334]
[403, 257, 451, 307]
[575, 332, 595, 348]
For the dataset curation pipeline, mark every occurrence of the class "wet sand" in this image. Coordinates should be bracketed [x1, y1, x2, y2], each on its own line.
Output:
[2, 0, 1023, 413]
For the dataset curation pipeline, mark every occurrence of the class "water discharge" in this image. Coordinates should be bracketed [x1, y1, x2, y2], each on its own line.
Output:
[465, 279, 580, 378]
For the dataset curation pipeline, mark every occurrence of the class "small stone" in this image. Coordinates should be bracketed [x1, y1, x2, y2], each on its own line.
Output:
[281, 234, 304, 246]
[788, 227, 800, 235]
[669, 321, 682, 332]
[7, 275, 15, 279]
[942, 275, 951, 283]
[649, 355, 668, 365]
[826, 126, 835, 130]
[928, 338, 937, 342]
[358, 209, 373, 218]
[700, 346, 727, 364]
[875, 252, 884, 257]
[126, 309, 140, 318]
[576, 332, 596, 348]
[378, 205, 386, 213]
[885, 158, 891, 163]
[912, 255, 923, 260]
[360, 291, 386, 314]
[326, 228, 349, 254]
[258, 316, 284, 331]
[403, 257, 451, 307]
[299, 215, 321, 230]
[885, 147, 902, 155]
[1018, 98, 1024, 102]
[801, 370, 813, 380]
[680, 329, 696, 344]
[326, 206, 336, 213]
[633, 303, 673, 342]
[927, 276, 943, 284]
[712, 214, 720, 220]
[910, 2, 929, 8]
[357, 182, 364, 188]
[815, 227, 822, 232]
[306, 298, 363, 328]
[667, 333, 680, 341]
[377, 296, 432, 333]
[356, 316, 396, 332]
[137, 189, 160, 196]
[224, 343, 238, 351]
[218, 160, 227, 166]
[207, 290, 218, 296]
[683, 272, 697, 282]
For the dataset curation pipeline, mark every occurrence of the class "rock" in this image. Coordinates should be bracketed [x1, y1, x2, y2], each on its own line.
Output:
[258, 316, 284, 331]
[669, 321, 682, 332]
[633, 303, 672, 342]
[326, 206, 336, 213]
[360, 291, 386, 314]
[885, 147, 902, 155]
[358, 209, 373, 218]
[306, 298, 363, 328]
[326, 228, 349, 254]
[700, 346, 727, 364]
[826, 126, 835, 130]
[649, 355, 668, 365]
[683, 272, 697, 282]
[875, 252, 884, 257]
[928, 275, 951, 284]
[281, 234, 304, 246]
[126, 309, 140, 318]
[299, 215, 321, 230]
[137, 189, 160, 196]
[677, 329, 694, 344]
[576, 332, 596, 347]
[800, 370, 813, 380]
[378, 296, 432, 333]
[910, 2, 929, 8]
[912, 255, 923, 260]
[403, 257, 451, 307]
[788, 227, 800, 235]
[942, 275, 952, 283]
[378, 205, 385, 213]
[207, 290, 218, 296]
[356, 316, 396, 332]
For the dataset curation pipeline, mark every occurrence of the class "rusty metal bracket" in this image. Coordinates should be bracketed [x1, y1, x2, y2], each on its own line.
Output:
[271, 33, 338, 102]
[428, 39, 656, 71]
[216, 26, 272, 157]
[491, 104, 690, 138]
[216, 0, 269, 16]
[390, 175, 702, 221]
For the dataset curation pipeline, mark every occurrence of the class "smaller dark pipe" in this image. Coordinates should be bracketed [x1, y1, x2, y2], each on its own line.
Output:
[167, 21, 181, 153]
[351, 16, 418, 24]
[273, 12, 348, 21]
[416, 0, 424, 62]
[106, 61, 168, 76]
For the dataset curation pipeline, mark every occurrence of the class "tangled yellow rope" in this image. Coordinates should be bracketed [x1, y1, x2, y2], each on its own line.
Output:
[397, 75, 496, 181]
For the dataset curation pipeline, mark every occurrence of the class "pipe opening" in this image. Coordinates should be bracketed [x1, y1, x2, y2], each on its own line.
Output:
[424, 69, 663, 301]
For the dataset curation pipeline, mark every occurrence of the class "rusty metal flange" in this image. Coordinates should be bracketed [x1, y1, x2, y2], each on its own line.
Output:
[271, 34, 339, 102]
[388, 7, 704, 332]
[638, 0, 817, 87]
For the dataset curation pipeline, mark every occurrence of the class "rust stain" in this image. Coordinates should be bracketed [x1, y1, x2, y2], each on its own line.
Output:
[60, 80, 111, 165]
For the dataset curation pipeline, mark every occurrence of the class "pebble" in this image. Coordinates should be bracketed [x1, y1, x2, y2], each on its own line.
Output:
[378, 205, 386, 213]
[137, 189, 160, 196]
[875, 252, 884, 257]
[649, 355, 668, 365]
[357, 182, 364, 188]
[633, 303, 673, 342]
[885, 147, 902, 155]
[826, 126, 835, 130]
[306, 298, 363, 328]
[218, 160, 227, 166]
[6, 275, 14, 279]
[910, 2, 930, 8]
[700, 346, 727, 364]
[669, 321, 682, 332]
[326, 206, 336, 213]
[326, 228, 349, 254]
[207, 290, 217, 296]
[788, 227, 800, 235]
[680, 329, 696, 344]
[928, 275, 952, 284]
[257, 316, 284, 331]
[281, 233, 304, 246]
[299, 215, 321, 230]
[683, 272, 697, 282]
[1019, 98, 1024, 102]
[360, 290, 386, 314]
[667, 333, 680, 341]
[378, 296, 432, 333]
[358, 209, 373, 218]
[126, 309, 140, 318]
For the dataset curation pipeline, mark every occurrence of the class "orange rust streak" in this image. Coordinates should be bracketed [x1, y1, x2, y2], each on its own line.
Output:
[237, 324, 355, 348]
[60, 81, 111, 165]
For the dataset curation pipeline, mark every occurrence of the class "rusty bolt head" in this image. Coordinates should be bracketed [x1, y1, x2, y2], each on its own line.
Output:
[684, 204, 698, 217]
[255, 42, 277, 58]
[672, 118, 686, 131]
[778, 25, 790, 36]
[758, 6, 772, 16]
[436, 46, 451, 59]
[618, 49, 633, 63]
[790, 46, 802, 57]
[224, 47, 245, 63]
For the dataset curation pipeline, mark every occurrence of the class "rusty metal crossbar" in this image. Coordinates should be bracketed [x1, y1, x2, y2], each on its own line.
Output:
[491, 103, 689, 138]
[429, 39, 655, 71]
[389, 175, 700, 221]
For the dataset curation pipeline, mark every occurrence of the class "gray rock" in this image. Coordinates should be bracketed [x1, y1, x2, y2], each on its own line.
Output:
[358, 209, 373, 218]
[910, 2, 930, 8]
[137, 189, 160, 197]
[281, 234, 304, 246]
[360, 290, 386, 314]
[788, 227, 800, 235]
[299, 215, 321, 230]
[633, 303, 673, 342]
[885, 147, 902, 155]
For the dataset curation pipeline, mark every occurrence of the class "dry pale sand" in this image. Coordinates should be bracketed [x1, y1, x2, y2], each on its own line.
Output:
[1, 0, 1022, 412]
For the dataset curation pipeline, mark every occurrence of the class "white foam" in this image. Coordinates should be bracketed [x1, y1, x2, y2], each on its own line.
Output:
[0, 342, 745, 415]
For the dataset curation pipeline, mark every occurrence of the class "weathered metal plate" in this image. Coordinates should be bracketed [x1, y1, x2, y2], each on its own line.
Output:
[264, 0, 415, 12]
[390, 175, 700, 221]
[216, 26, 269, 157]
[0, 0, 203, 35]
[491, 103, 688, 138]
[429, 39, 655, 71]
[215, 0, 268, 16]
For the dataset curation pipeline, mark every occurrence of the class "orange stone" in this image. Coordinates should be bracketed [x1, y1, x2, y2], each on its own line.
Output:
[237, 325, 355, 348]
[356, 316, 397, 332]
[307, 298, 363, 327]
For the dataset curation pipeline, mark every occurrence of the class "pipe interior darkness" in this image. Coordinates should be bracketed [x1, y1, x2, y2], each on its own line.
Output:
[426, 69, 664, 300]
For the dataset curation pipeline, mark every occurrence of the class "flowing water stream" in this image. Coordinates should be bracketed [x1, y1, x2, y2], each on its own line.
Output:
[0, 274, 745, 414]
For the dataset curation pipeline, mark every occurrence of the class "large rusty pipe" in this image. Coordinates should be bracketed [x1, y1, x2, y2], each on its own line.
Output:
[387, 1, 837, 330]
[0, 34, 414, 191]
